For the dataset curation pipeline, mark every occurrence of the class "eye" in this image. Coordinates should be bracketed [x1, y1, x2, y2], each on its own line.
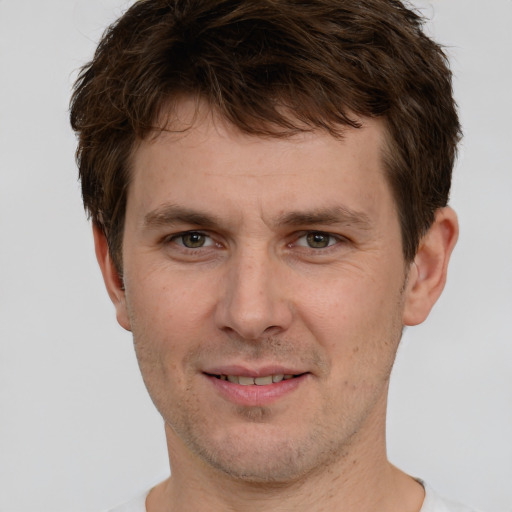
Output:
[295, 231, 338, 249]
[172, 231, 214, 249]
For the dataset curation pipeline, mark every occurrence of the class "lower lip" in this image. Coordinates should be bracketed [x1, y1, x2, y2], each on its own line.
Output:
[205, 374, 308, 406]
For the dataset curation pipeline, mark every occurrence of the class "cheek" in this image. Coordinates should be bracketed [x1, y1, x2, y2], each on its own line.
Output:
[127, 266, 215, 330]
[294, 268, 405, 371]
[126, 281, 197, 412]
[124, 269, 224, 397]
[298, 268, 401, 330]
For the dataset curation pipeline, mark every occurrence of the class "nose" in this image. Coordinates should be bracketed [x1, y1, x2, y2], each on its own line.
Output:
[214, 248, 293, 340]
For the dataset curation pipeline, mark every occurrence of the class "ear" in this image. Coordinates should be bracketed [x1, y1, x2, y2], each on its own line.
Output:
[92, 224, 132, 331]
[402, 207, 459, 326]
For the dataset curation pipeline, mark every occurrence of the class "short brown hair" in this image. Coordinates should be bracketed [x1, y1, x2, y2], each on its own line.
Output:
[70, 0, 461, 271]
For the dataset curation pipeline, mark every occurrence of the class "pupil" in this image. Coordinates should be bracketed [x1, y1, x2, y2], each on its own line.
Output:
[307, 232, 329, 248]
[183, 232, 205, 248]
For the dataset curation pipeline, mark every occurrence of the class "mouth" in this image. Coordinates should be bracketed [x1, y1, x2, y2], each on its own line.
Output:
[201, 364, 310, 406]
[203, 369, 309, 406]
[206, 373, 304, 386]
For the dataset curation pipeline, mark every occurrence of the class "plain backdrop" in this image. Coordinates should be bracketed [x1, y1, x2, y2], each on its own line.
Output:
[0, 1, 511, 511]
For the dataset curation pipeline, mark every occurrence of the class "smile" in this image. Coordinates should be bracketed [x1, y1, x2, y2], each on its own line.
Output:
[205, 371, 308, 406]
[213, 374, 296, 385]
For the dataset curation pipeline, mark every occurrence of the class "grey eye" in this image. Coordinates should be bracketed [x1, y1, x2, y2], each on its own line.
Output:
[295, 232, 337, 249]
[180, 232, 208, 248]
[306, 232, 331, 248]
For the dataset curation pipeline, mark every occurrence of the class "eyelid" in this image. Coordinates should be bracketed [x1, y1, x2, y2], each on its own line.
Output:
[166, 230, 215, 248]
[161, 229, 348, 253]
[291, 231, 346, 249]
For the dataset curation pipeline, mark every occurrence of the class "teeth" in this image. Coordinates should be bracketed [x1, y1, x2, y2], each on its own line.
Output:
[254, 375, 273, 385]
[220, 373, 289, 385]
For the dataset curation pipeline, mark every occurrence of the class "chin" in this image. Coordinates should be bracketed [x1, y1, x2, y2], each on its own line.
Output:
[202, 448, 313, 484]
[182, 420, 344, 484]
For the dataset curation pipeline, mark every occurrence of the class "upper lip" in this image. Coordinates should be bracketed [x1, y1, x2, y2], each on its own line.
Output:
[203, 365, 307, 378]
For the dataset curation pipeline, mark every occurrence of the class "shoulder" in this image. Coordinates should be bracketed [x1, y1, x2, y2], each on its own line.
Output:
[421, 483, 480, 512]
[106, 490, 150, 512]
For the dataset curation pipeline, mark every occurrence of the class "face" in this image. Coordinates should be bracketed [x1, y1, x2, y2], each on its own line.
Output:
[113, 102, 413, 483]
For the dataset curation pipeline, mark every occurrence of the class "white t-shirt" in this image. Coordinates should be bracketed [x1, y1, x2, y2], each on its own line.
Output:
[420, 485, 478, 512]
[107, 483, 478, 512]
[108, 491, 148, 512]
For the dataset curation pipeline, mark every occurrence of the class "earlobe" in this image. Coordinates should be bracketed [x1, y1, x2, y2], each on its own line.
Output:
[92, 224, 132, 332]
[402, 207, 459, 326]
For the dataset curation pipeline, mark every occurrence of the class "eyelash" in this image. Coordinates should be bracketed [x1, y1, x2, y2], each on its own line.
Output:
[164, 230, 347, 253]
[292, 231, 344, 250]
[166, 231, 218, 250]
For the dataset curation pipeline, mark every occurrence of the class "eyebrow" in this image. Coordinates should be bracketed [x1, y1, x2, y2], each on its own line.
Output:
[143, 204, 372, 231]
[143, 204, 223, 229]
[275, 206, 372, 230]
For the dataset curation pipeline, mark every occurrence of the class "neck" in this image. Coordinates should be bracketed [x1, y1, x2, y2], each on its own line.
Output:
[146, 399, 424, 512]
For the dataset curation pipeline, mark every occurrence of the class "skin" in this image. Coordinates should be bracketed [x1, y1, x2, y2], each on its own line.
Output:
[95, 100, 458, 511]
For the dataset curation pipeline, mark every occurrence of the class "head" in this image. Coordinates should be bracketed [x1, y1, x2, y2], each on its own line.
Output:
[70, 0, 460, 276]
[70, 0, 460, 490]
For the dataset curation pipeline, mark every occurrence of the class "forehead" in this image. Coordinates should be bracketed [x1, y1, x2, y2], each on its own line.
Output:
[127, 99, 396, 229]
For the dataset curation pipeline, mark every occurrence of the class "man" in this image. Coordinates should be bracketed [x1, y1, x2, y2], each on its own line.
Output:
[70, 0, 473, 510]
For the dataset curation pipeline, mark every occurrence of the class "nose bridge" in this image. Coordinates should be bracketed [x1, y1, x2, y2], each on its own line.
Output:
[215, 243, 291, 340]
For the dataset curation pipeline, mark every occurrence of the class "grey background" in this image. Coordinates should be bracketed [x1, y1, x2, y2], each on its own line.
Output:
[0, 1, 511, 510]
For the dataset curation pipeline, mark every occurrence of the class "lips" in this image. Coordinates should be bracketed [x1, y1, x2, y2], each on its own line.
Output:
[212, 373, 296, 385]
[203, 365, 306, 384]
[203, 366, 308, 406]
